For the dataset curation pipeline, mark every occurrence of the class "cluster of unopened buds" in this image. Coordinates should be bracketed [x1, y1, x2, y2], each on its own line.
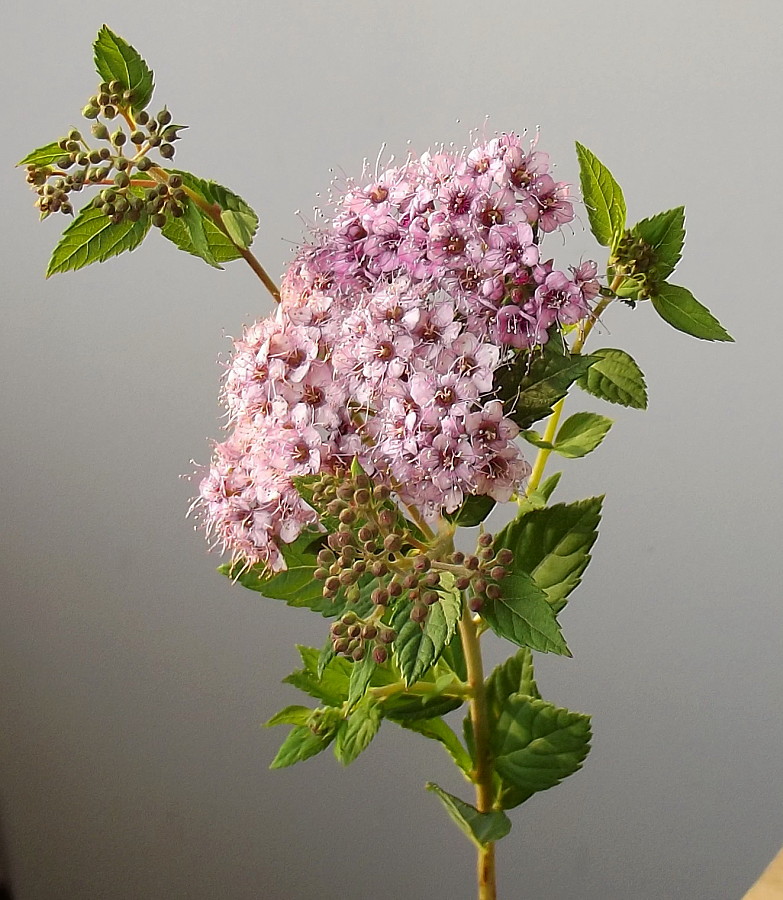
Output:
[24, 82, 183, 222]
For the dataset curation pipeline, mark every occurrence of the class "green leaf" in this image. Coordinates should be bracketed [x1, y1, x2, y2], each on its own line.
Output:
[480, 573, 570, 656]
[269, 725, 333, 769]
[494, 497, 603, 614]
[347, 652, 377, 706]
[650, 283, 733, 342]
[219, 560, 326, 609]
[496, 344, 597, 430]
[445, 493, 496, 527]
[553, 412, 613, 459]
[520, 429, 552, 451]
[486, 649, 541, 724]
[537, 472, 562, 504]
[492, 695, 591, 808]
[441, 631, 468, 682]
[392, 575, 462, 685]
[384, 693, 462, 722]
[93, 26, 154, 113]
[575, 142, 626, 248]
[160, 206, 243, 267]
[426, 783, 512, 848]
[46, 204, 151, 277]
[402, 719, 472, 776]
[18, 141, 68, 168]
[631, 207, 685, 281]
[578, 348, 648, 409]
[166, 169, 259, 251]
[283, 647, 353, 707]
[182, 195, 218, 266]
[265, 705, 313, 727]
[334, 698, 382, 765]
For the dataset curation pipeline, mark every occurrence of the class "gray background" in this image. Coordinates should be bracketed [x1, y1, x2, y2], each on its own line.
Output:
[2, 1, 781, 898]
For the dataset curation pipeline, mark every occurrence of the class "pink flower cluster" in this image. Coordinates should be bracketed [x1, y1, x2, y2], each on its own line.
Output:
[198, 132, 599, 570]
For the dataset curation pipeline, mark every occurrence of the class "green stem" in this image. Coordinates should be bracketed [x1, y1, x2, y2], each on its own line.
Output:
[459, 604, 497, 900]
[524, 293, 614, 498]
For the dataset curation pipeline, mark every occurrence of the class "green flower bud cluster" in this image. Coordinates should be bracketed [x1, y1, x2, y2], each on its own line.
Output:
[23, 96, 187, 221]
[614, 231, 657, 300]
[82, 80, 136, 121]
[91, 175, 187, 227]
[329, 611, 395, 663]
[451, 533, 514, 613]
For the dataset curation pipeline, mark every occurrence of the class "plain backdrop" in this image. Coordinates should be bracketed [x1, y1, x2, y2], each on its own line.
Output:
[2, 2, 781, 898]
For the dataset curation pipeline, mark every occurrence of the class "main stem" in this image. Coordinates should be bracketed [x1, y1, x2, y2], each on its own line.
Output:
[459, 604, 496, 900]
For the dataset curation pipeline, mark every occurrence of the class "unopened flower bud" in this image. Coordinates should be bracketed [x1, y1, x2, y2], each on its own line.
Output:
[354, 488, 370, 506]
[495, 549, 514, 567]
[465, 555, 480, 570]
[378, 509, 395, 529]
[151, 212, 167, 228]
[91, 122, 110, 140]
[490, 566, 507, 582]
[486, 584, 501, 600]
[383, 534, 402, 553]
[351, 646, 365, 662]
[469, 596, 484, 613]
[159, 143, 175, 159]
[478, 532, 493, 548]
[372, 646, 388, 665]
[455, 575, 471, 591]
[410, 604, 428, 623]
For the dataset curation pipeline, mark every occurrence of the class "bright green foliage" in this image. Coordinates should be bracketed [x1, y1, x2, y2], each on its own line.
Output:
[552, 412, 613, 458]
[651, 283, 733, 341]
[18, 142, 68, 168]
[347, 653, 377, 706]
[265, 705, 313, 727]
[480, 573, 570, 656]
[494, 497, 602, 613]
[492, 695, 591, 809]
[46, 204, 150, 277]
[486, 649, 541, 719]
[163, 170, 259, 261]
[334, 698, 382, 765]
[269, 724, 334, 769]
[161, 205, 243, 267]
[283, 646, 353, 707]
[575, 142, 626, 249]
[401, 718, 472, 776]
[94, 26, 155, 112]
[392, 578, 461, 685]
[496, 343, 597, 429]
[384, 693, 463, 722]
[445, 493, 496, 527]
[426, 783, 512, 848]
[578, 348, 648, 409]
[631, 207, 685, 281]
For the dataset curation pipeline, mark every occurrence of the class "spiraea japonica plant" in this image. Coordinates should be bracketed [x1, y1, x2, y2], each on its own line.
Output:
[19, 26, 733, 900]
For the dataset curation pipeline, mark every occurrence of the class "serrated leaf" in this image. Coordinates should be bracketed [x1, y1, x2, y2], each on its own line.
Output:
[494, 497, 602, 614]
[46, 204, 151, 277]
[578, 348, 648, 409]
[384, 693, 463, 722]
[93, 26, 154, 113]
[334, 698, 382, 765]
[165, 169, 259, 252]
[392, 576, 461, 685]
[496, 345, 597, 430]
[265, 705, 313, 727]
[269, 725, 333, 769]
[283, 647, 353, 707]
[492, 695, 591, 809]
[537, 472, 562, 503]
[18, 141, 67, 168]
[553, 412, 613, 459]
[651, 283, 733, 342]
[426, 783, 512, 848]
[401, 719, 472, 776]
[444, 493, 496, 527]
[631, 207, 685, 281]
[575, 142, 626, 248]
[486, 649, 541, 723]
[160, 208, 242, 267]
[480, 573, 570, 656]
[347, 653, 377, 706]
